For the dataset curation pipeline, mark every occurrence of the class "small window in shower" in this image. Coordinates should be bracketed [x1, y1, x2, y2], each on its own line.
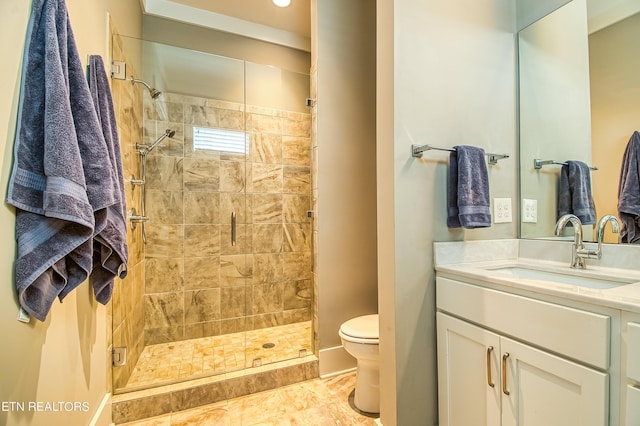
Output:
[193, 126, 248, 154]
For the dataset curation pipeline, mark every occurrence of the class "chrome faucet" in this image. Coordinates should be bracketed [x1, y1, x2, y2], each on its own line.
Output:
[554, 214, 598, 269]
[595, 215, 620, 259]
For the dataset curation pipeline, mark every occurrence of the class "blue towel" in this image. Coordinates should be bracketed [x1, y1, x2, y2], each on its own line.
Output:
[88, 55, 129, 303]
[618, 131, 640, 243]
[447, 146, 492, 229]
[558, 161, 596, 225]
[6, 0, 113, 320]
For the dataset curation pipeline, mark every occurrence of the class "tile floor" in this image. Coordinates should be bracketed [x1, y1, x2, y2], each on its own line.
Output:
[124, 322, 312, 390]
[118, 372, 377, 425]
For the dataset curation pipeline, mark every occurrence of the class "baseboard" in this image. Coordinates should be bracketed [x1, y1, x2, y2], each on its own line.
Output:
[318, 345, 356, 378]
[89, 393, 112, 426]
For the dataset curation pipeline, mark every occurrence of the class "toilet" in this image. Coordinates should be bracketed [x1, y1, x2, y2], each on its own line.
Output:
[339, 314, 380, 414]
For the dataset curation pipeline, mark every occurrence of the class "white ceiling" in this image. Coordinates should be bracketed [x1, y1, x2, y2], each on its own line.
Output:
[172, 0, 310, 37]
[140, 0, 311, 52]
[587, 0, 640, 33]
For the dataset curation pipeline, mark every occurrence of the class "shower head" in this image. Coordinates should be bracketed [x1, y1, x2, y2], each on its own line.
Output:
[149, 88, 162, 99]
[140, 129, 175, 155]
[130, 77, 162, 99]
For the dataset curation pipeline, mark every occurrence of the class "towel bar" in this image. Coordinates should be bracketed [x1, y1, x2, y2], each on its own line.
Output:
[534, 159, 598, 171]
[411, 144, 509, 165]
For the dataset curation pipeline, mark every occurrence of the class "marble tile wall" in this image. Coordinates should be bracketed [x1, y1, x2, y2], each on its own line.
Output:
[143, 93, 313, 347]
[110, 29, 147, 391]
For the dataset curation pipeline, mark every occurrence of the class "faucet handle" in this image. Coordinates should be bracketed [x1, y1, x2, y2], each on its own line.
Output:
[576, 246, 600, 259]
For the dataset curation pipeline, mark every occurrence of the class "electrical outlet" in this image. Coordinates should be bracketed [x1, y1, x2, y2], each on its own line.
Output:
[493, 198, 512, 223]
[522, 198, 538, 223]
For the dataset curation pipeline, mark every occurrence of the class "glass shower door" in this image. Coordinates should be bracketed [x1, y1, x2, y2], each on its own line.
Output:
[111, 35, 249, 393]
[110, 36, 312, 394]
[242, 61, 313, 368]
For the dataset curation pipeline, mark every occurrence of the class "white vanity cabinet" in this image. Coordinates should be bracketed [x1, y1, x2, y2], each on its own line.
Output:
[436, 313, 501, 425]
[436, 276, 612, 426]
[438, 313, 608, 426]
[622, 313, 640, 425]
[500, 335, 608, 426]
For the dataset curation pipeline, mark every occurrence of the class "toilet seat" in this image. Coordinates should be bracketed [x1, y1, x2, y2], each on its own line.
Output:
[339, 314, 379, 344]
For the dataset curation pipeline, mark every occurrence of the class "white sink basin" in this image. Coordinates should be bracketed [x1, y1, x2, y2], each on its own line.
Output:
[485, 266, 633, 290]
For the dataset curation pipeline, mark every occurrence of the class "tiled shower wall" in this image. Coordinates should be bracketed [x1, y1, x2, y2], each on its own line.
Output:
[110, 29, 147, 390]
[143, 93, 313, 346]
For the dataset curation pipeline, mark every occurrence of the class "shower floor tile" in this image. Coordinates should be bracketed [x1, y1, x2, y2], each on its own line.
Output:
[124, 321, 312, 390]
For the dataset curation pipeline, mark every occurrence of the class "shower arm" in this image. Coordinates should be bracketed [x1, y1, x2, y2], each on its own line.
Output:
[130, 77, 152, 91]
[137, 129, 175, 155]
[130, 77, 162, 99]
[131, 129, 172, 187]
[129, 129, 174, 243]
[142, 132, 168, 154]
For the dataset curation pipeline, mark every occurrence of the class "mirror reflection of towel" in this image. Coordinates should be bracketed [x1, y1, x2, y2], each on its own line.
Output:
[618, 131, 640, 243]
[447, 146, 491, 229]
[558, 161, 596, 225]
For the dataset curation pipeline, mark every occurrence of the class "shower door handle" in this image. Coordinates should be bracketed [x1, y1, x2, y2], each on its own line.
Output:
[231, 212, 237, 246]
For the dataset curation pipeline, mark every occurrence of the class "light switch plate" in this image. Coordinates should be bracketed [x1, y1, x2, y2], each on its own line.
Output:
[493, 198, 512, 223]
[522, 198, 538, 223]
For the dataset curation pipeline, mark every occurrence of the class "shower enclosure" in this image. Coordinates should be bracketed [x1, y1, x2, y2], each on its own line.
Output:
[110, 35, 314, 393]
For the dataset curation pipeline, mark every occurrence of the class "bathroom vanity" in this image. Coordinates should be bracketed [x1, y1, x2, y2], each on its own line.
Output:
[434, 239, 640, 426]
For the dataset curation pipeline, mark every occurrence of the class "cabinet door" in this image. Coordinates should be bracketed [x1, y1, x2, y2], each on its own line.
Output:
[626, 385, 640, 425]
[627, 322, 640, 381]
[501, 337, 609, 426]
[437, 313, 501, 426]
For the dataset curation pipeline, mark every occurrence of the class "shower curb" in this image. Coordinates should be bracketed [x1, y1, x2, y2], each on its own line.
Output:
[111, 357, 318, 424]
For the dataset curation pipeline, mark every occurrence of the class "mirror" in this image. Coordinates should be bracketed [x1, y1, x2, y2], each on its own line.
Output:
[518, 0, 640, 242]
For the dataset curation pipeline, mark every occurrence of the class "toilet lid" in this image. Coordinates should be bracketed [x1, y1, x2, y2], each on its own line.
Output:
[340, 314, 379, 340]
